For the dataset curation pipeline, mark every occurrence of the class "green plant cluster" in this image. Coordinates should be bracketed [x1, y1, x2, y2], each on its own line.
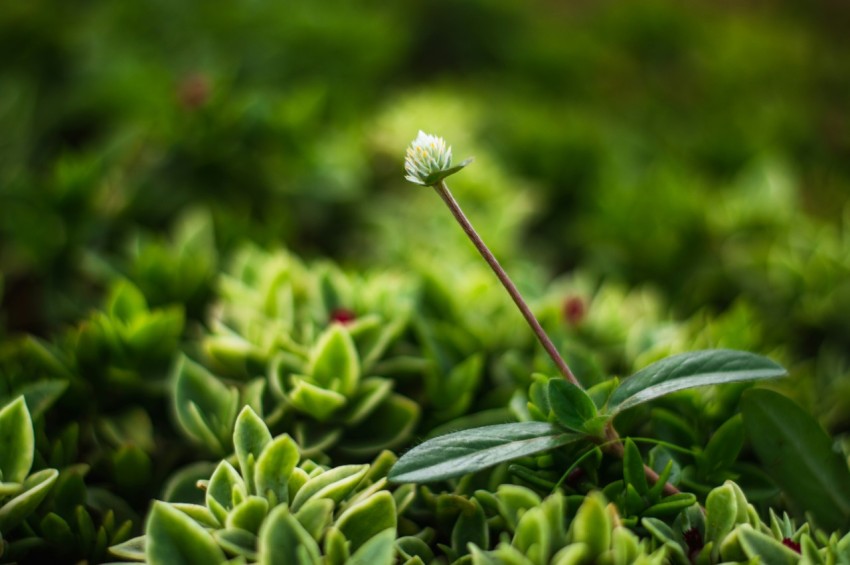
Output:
[3, 0, 850, 563]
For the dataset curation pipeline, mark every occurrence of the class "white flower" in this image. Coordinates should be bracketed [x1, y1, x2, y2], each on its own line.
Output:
[404, 131, 472, 186]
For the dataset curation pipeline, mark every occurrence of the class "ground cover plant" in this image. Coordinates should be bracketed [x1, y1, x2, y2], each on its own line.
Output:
[2, 0, 850, 563]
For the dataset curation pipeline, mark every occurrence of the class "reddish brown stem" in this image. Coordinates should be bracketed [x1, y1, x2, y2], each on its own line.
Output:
[434, 181, 580, 387]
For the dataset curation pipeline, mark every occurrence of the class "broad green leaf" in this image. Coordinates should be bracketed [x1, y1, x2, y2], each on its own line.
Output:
[335, 491, 396, 551]
[608, 350, 787, 414]
[309, 324, 360, 397]
[146, 501, 225, 565]
[258, 504, 321, 565]
[741, 388, 850, 531]
[108, 280, 148, 323]
[388, 422, 581, 484]
[547, 379, 598, 434]
[255, 434, 300, 506]
[0, 468, 58, 532]
[234, 406, 272, 495]
[347, 527, 396, 565]
[0, 396, 34, 483]
[700, 415, 744, 478]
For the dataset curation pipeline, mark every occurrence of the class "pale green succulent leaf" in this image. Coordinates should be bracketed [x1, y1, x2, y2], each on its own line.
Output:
[290, 464, 369, 512]
[289, 376, 348, 422]
[255, 434, 300, 506]
[294, 497, 335, 541]
[109, 535, 147, 562]
[206, 461, 245, 525]
[737, 524, 800, 564]
[309, 324, 360, 397]
[258, 505, 321, 565]
[146, 501, 226, 565]
[0, 396, 35, 484]
[346, 527, 396, 565]
[335, 491, 396, 552]
[0, 468, 59, 532]
[226, 495, 269, 534]
[233, 406, 272, 495]
[214, 527, 258, 561]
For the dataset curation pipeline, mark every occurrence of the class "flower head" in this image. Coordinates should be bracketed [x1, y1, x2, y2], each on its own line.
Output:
[404, 130, 472, 186]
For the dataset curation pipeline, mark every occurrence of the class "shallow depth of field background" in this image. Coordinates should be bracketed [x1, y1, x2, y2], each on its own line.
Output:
[2, 0, 850, 442]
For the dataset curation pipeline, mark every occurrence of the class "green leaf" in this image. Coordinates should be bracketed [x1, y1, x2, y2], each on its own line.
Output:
[705, 483, 737, 547]
[234, 406, 272, 495]
[0, 396, 34, 483]
[309, 325, 360, 397]
[336, 393, 420, 458]
[206, 461, 245, 525]
[173, 355, 239, 454]
[289, 376, 348, 422]
[347, 527, 396, 565]
[335, 491, 396, 551]
[109, 535, 146, 562]
[608, 350, 787, 414]
[700, 415, 744, 478]
[736, 524, 800, 565]
[226, 495, 269, 534]
[146, 501, 226, 565]
[623, 438, 649, 495]
[547, 379, 599, 434]
[741, 388, 850, 531]
[214, 528, 258, 560]
[388, 422, 581, 484]
[291, 464, 369, 512]
[258, 504, 321, 565]
[255, 434, 300, 506]
[294, 498, 334, 541]
[452, 498, 488, 557]
[0, 468, 59, 532]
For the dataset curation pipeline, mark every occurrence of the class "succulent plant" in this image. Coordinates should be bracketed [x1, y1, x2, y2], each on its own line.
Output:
[112, 405, 404, 564]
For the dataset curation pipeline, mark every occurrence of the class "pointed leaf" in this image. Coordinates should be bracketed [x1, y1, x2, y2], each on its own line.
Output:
[388, 422, 581, 484]
[741, 388, 850, 531]
[608, 350, 787, 414]
[309, 325, 360, 397]
[290, 464, 368, 512]
[547, 379, 598, 434]
[335, 491, 396, 551]
[347, 527, 396, 565]
[0, 396, 34, 483]
[146, 501, 225, 565]
[234, 406, 272, 495]
[173, 356, 238, 454]
[258, 505, 321, 565]
[255, 434, 300, 506]
[0, 468, 58, 532]
[289, 376, 348, 422]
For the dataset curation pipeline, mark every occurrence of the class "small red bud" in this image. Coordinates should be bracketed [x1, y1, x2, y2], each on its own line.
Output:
[563, 296, 587, 326]
[782, 538, 801, 553]
[330, 308, 356, 325]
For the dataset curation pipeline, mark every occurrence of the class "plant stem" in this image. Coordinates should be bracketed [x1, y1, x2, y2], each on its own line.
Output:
[434, 180, 680, 497]
[433, 181, 580, 387]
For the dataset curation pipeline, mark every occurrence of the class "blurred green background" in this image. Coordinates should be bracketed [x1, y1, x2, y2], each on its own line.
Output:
[1, 0, 849, 425]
